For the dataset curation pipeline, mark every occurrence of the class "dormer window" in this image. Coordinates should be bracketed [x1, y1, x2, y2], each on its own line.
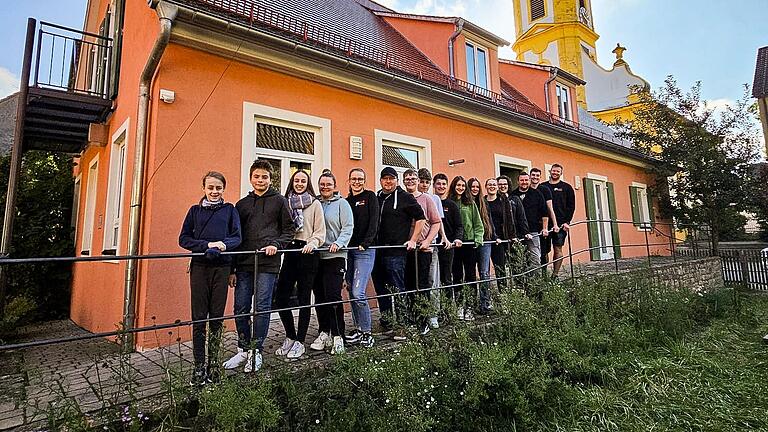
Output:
[465, 41, 489, 90]
[556, 83, 572, 122]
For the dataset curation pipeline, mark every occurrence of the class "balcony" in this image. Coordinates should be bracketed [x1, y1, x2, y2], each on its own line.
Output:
[20, 20, 114, 153]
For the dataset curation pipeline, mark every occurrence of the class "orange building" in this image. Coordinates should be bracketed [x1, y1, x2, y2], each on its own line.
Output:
[30, 0, 670, 347]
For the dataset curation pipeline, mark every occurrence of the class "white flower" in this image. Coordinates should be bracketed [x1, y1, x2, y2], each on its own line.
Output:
[460, 391, 464, 396]
[385, 399, 390, 403]
[315, 419, 320, 424]
[359, 378, 364, 382]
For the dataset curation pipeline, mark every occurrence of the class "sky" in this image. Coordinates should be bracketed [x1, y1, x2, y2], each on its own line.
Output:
[0, 0, 765, 111]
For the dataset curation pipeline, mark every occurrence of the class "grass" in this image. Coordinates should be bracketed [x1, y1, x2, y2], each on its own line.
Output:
[551, 292, 768, 431]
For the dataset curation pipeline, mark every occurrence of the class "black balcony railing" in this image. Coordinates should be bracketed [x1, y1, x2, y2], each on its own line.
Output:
[33, 21, 113, 99]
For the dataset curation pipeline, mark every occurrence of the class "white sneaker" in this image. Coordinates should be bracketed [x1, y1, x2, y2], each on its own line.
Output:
[310, 332, 330, 351]
[429, 317, 439, 329]
[222, 348, 248, 370]
[330, 336, 345, 355]
[457, 307, 465, 321]
[286, 341, 305, 359]
[464, 309, 475, 321]
[275, 338, 294, 356]
[243, 350, 262, 373]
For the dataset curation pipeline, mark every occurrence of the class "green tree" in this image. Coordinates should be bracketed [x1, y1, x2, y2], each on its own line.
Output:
[616, 77, 762, 251]
[0, 151, 75, 321]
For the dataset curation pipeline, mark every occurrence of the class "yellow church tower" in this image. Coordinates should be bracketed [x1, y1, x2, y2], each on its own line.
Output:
[512, 0, 650, 123]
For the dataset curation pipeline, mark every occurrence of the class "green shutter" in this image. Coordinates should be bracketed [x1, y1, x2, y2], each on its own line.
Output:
[583, 177, 600, 260]
[629, 186, 641, 226]
[647, 192, 655, 228]
[606, 182, 622, 259]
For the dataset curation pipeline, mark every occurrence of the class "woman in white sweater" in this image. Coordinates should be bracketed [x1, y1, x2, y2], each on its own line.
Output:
[273, 170, 326, 359]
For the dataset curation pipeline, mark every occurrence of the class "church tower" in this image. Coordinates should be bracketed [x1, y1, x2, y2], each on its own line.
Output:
[512, 0, 650, 121]
[512, 0, 599, 106]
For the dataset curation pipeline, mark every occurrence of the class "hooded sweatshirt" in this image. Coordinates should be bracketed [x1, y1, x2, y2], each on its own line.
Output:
[376, 186, 425, 256]
[234, 187, 295, 273]
[318, 193, 354, 260]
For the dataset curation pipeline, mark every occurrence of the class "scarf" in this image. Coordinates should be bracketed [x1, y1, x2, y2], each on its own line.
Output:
[288, 191, 314, 231]
[201, 198, 224, 209]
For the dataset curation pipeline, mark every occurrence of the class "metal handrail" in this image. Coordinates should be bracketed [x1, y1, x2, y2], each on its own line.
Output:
[0, 219, 711, 353]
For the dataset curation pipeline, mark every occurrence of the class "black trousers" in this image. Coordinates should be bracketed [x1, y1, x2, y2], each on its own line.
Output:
[438, 248, 454, 286]
[452, 245, 477, 307]
[313, 257, 346, 337]
[190, 263, 229, 369]
[491, 243, 508, 291]
[405, 250, 433, 324]
[274, 240, 319, 343]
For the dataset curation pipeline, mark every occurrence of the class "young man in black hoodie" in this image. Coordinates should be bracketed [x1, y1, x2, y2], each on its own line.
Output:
[223, 159, 294, 373]
[372, 167, 425, 334]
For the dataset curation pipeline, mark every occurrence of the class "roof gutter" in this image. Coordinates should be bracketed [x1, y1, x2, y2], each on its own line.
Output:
[447, 19, 464, 78]
[122, 1, 177, 351]
[544, 68, 558, 114]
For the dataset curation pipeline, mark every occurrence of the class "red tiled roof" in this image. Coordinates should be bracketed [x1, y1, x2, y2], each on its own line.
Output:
[174, 0, 642, 151]
[754, 46, 768, 99]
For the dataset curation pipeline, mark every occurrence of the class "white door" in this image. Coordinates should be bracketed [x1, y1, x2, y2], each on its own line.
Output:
[592, 181, 614, 260]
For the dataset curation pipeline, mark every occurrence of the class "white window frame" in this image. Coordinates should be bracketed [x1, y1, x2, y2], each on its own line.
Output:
[81, 155, 99, 255]
[375, 130, 432, 181]
[494, 154, 531, 178]
[72, 174, 82, 239]
[103, 119, 129, 254]
[632, 181, 652, 231]
[465, 39, 490, 90]
[241, 102, 331, 197]
[556, 83, 572, 122]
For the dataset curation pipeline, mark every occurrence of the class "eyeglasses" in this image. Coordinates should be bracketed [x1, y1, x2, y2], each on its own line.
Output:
[349, 177, 365, 182]
[403, 177, 418, 183]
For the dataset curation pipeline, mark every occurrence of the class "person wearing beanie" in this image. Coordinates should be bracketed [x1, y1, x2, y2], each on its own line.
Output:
[372, 166, 425, 334]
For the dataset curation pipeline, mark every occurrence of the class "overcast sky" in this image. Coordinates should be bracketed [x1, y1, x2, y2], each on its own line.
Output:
[1, 0, 764, 113]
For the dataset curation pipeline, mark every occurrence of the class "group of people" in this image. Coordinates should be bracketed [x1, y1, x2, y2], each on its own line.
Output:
[178, 159, 575, 384]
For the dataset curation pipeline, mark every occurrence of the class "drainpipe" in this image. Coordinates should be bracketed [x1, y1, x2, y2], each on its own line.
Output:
[544, 68, 558, 114]
[122, 2, 177, 350]
[447, 19, 464, 78]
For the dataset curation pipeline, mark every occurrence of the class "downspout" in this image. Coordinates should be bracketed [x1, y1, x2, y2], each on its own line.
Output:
[122, 2, 177, 350]
[447, 19, 464, 78]
[544, 68, 558, 114]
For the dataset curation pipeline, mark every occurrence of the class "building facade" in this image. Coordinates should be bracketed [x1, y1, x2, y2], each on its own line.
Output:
[67, 0, 669, 346]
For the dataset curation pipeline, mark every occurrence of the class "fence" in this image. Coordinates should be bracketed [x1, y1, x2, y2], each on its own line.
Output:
[32, 21, 113, 98]
[719, 249, 768, 290]
[0, 218, 724, 428]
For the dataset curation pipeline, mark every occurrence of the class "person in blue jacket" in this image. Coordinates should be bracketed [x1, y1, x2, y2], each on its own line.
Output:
[179, 171, 241, 386]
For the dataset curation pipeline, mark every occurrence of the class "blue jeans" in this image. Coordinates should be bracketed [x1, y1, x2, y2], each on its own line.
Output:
[233, 271, 278, 352]
[476, 243, 492, 311]
[346, 248, 375, 333]
[372, 253, 406, 327]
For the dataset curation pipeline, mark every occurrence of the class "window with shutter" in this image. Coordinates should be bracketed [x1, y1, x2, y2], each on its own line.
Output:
[530, 0, 546, 21]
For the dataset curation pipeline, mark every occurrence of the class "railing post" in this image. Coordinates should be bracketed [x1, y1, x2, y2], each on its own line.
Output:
[738, 250, 750, 290]
[567, 229, 575, 284]
[644, 227, 651, 269]
[611, 221, 619, 274]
